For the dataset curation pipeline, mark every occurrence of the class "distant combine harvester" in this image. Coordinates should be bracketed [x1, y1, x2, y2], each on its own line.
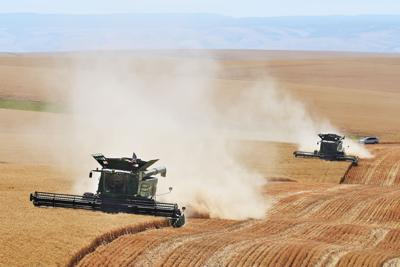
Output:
[293, 133, 358, 166]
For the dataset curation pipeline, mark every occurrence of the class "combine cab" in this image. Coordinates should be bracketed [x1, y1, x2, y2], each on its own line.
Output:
[30, 153, 185, 227]
[293, 133, 358, 166]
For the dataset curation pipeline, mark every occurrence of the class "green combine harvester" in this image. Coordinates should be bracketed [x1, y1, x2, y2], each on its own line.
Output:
[30, 153, 185, 227]
[293, 133, 358, 166]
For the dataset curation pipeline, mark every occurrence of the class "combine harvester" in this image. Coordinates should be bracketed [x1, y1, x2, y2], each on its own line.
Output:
[294, 133, 358, 166]
[30, 153, 185, 227]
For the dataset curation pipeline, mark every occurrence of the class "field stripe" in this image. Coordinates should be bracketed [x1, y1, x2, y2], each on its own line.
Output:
[74, 182, 400, 266]
[344, 145, 400, 186]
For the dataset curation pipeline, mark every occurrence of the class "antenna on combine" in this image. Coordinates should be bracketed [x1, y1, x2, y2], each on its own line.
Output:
[157, 187, 173, 197]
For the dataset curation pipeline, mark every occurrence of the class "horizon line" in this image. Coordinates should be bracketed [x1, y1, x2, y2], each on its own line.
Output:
[0, 12, 399, 18]
[1, 48, 399, 55]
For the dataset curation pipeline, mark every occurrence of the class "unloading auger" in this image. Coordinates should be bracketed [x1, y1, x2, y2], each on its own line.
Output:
[30, 153, 185, 227]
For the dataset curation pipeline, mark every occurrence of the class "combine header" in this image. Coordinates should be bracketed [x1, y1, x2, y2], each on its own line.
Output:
[30, 153, 185, 227]
[293, 133, 358, 166]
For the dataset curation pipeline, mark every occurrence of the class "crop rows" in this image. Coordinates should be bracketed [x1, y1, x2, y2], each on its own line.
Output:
[77, 182, 400, 266]
[344, 144, 400, 186]
[74, 145, 400, 266]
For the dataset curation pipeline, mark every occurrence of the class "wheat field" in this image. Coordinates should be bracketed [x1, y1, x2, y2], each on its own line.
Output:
[75, 144, 400, 266]
[1, 51, 400, 266]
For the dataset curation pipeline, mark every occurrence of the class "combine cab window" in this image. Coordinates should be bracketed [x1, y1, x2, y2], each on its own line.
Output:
[337, 142, 343, 152]
[104, 172, 128, 194]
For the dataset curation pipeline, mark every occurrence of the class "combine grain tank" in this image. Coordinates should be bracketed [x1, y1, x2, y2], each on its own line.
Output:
[30, 153, 185, 227]
[293, 133, 358, 166]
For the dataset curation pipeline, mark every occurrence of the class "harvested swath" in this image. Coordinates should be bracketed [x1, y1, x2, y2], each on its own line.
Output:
[67, 219, 169, 267]
[237, 140, 351, 184]
[344, 144, 400, 186]
[75, 182, 400, 266]
[77, 219, 239, 267]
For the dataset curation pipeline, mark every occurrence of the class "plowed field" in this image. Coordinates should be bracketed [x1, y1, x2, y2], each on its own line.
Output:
[76, 182, 400, 266]
[344, 144, 400, 186]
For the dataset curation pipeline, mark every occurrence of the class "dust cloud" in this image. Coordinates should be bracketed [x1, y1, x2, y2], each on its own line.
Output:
[35, 52, 369, 220]
[63, 54, 269, 220]
[213, 79, 372, 158]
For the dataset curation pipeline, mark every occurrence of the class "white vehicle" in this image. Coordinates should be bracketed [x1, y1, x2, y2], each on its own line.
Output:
[359, 136, 379, 144]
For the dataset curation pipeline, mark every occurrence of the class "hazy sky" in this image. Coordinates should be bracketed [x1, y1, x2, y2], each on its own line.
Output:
[0, 0, 399, 17]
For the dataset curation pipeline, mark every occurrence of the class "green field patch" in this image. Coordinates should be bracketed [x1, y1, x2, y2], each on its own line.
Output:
[0, 98, 65, 113]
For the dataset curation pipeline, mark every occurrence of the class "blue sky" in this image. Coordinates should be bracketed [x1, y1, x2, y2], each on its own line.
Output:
[0, 0, 399, 17]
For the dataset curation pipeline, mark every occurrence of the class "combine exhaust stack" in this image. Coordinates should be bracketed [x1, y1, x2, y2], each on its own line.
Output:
[294, 133, 358, 166]
[29, 153, 185, 228]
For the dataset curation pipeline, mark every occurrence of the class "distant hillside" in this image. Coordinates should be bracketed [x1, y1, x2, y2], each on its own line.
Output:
[0, 14, 399, 52]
